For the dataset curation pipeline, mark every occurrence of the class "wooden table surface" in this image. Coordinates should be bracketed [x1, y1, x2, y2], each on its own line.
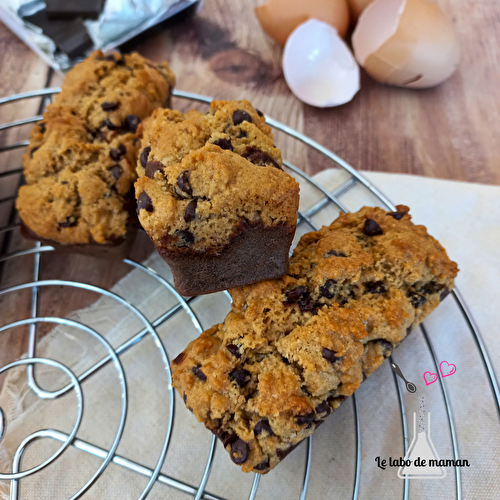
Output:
[0, 0, 499, 380]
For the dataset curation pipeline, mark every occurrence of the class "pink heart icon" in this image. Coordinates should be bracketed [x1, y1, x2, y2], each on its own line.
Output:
[423, 371, 438, 385]
[440, 360, 457, 378]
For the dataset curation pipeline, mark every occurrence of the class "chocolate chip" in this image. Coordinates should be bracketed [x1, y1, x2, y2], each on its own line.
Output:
[101, 119, 120, 131]
[140, 146, 151, 168]
[231, 439, 250, 464]
[176, 229, 195, 245]
[213, 138, 233, 151]
[101, 101, 120, 111]
[440, 287, 450, 301]
[365, 281, 386, 294]
[376, 339, 393, 357]
[285, 286, 317, 313]
[230, 369, 251, 388]
[110, 143, 126, 161]
[254, 418, 273, 436]
[227, 344, 241, 358]
[116, 58, 126, 66]
[363, 219, 383, 236]
[177, 170, 192, 196]
[232, 109, 252, 125]
[61, 181, 68, 185]
[422, 282, 445, 295]
[172, 352, 186, 365]
[320, 279, 337, 299]
[295, 412, 315, 426]
[183, 393, 187, 404]
[91, 129, 107, 141]
[299, 294, 317, 313]
[322, 348, 341, 365]
[256, 109, 264, 117]
[242, 146, 281, 169]
[192, 365, 207, 381]
[387, 210, 406, 220]
[58, 217, 76, 228]
[238, 130, 248, 138]
[183, 199, 198, 223]
[137, 192, 153, 213]
[326, 250, 346, 257]
[98, 54, 117, 62]
[315, 401, 330, 415]
[254, 458, 269, 471]
[409, 292, 427, 308]
[38, 122, 46, 134]
[109, 149, 122, 162]
[123, 114, 140, 133]
[109, 165, 122, 179]
[285, 286, 308, 303]
[285, 286, 318, 314]
[145, 161, 165, 179]
[30, 146, 39, 158]
[220, 431, 238, 448]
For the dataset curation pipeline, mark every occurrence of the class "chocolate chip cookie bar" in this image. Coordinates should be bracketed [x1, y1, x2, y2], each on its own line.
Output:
[171, 206, 458, 473]
[17, 50, 175, 248]
[135, 100, 300, 295]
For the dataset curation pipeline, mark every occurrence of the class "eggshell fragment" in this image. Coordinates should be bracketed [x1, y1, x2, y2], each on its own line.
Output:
[255, 0, 350, 47]
[352, 0, 460, 88]
[283, 20, 360, 107]
[347, 0, 374, 23]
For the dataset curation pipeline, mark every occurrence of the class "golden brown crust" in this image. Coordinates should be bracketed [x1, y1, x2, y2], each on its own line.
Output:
[171, 205, 458, 473]
[17, 50, 175, 246]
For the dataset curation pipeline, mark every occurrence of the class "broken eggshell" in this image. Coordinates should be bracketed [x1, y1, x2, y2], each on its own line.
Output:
[283, 19, 360, 107]
[352, 0, 460, 88]
[255, 0, 350, 47]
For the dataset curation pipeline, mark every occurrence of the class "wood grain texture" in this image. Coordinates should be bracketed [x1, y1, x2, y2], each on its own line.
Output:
[0, 0, 499, 382]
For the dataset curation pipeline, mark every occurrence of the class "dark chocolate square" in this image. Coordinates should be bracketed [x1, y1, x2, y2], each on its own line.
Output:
[23, 9, 68, 39]
[46, 0, 105, 20]
[52, 18, 93, 59]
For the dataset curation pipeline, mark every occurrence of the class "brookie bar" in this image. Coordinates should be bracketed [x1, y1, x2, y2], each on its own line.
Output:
[135, 100, 300, 295]
[171, 206, 458, 473]
[17, 50, 175, 250]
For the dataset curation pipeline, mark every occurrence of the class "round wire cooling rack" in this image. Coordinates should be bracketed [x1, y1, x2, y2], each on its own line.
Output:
[0, 87, 499, 500]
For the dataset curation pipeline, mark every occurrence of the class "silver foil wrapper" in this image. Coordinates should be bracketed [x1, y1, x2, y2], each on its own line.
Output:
[0, 0, 200, 72]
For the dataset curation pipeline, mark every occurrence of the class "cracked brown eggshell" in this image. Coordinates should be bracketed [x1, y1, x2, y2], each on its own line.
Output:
[352, 0, 460, 88]
[255, 0, 350, 47]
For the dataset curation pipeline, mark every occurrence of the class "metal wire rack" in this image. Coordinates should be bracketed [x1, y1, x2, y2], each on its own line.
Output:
[0, 88, 498, 500]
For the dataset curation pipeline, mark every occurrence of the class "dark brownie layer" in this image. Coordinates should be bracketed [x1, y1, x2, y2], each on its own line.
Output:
[158, 221, 294, 296]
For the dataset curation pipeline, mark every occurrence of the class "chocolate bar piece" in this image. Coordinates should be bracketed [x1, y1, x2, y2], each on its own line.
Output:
[52, 18, 93, 59]
[23, 9, 68, 39]
[46, 0, 105, 20]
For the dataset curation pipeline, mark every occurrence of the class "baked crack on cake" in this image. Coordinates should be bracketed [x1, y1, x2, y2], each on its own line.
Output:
[171, 206, 458, 473]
